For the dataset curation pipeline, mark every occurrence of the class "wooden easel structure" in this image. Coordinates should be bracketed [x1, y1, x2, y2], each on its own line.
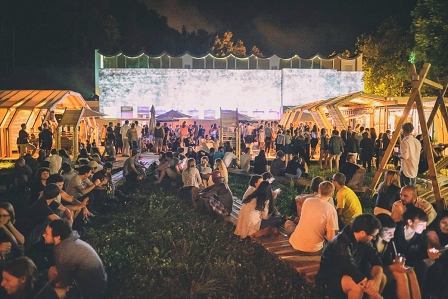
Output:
[369, 63, 448, 211]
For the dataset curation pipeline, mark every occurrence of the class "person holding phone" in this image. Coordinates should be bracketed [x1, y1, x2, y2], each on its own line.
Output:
[425, 210, 448, 297]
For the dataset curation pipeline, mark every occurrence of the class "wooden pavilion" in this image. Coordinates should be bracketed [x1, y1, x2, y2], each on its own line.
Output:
[0, 90, 103, 159]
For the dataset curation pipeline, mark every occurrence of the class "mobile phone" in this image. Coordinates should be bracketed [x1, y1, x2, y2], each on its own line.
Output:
[394, 146, 400, 153]
[437, 246, 448, 253]
[404, 265, 413, 270]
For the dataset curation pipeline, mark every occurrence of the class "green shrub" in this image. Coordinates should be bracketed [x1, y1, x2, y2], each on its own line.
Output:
[84, 177, 320, 298]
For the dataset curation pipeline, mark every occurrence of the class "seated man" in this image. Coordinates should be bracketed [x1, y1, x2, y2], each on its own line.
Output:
[16, 183, 72, 246]
[197, 170, 233, 216]
[340, 153, 366, 189]
[289, 181, 339, 254]
[222, 147, 239, 168]
[284, 155, 305, 179]
[332, 172, 363, 228]
[102, 141, 116, 162]
[293, 176, 326, 221]
[239, 147, 252, 172]
[390, 185, 437, 225]
[155, 151, 185, 184]
[61, 162, 77, 190]
[92, 162, 124, 209]
[317, 214, 386, 299]
[269, 150, 286, 176]
[66, 165, 106, 210]
[45, 219, 107, 299]
[123, 149, 145, 183]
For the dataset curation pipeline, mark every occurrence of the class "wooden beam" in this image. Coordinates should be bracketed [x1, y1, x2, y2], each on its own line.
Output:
[415, 90, 443, 210]
[427, 96, 442, 128]
[423, 78, 444, 90]
[369, 63, 431, 192]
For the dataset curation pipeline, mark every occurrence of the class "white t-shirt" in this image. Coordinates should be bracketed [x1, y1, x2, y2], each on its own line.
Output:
[234, 198, 269, 238]
[400, 135, 421, 178]
[66, 175, 91, 199]
[289, 197, 338, 252]
[240, 153, 251, 172]
[223, 152, 237, 168]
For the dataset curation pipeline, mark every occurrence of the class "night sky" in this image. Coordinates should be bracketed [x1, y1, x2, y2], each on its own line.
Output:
[140, 0, 417, 57]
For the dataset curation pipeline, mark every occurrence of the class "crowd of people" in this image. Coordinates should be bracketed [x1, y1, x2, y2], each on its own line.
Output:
[2, 123, 154, 298]
[10, 116, 448, 298]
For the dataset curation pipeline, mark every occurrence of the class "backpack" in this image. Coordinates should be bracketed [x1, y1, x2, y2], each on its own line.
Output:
[276, 134, 284, 145]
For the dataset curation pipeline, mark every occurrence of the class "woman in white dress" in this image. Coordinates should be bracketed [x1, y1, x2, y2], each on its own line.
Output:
[234, 181, 283, 238]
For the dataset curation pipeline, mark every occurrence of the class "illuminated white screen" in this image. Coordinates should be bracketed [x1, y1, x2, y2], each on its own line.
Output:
[99, 68, 363, 119]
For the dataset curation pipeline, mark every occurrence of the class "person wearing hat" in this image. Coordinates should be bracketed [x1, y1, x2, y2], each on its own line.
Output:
[196, 170, 233, 216]
[269, 150, 286, 176]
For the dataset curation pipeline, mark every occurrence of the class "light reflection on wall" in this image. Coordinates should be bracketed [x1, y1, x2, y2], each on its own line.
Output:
[99, 69, 363, 119]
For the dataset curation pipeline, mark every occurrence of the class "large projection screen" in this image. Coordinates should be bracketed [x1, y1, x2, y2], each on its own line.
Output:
[99, 68, 363, 119]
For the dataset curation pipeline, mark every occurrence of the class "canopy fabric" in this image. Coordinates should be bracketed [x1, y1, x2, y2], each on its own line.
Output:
[0, 90, 87, 110]
[82, 109, 108, 117]
[156, 109, 191, 119]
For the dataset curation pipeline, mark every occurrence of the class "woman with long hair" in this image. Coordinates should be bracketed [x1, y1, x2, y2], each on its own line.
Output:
[234, 181, 283, 238]
[242, 175, 263, 200]
[258, 125, 265, 150]
[58, 149, 73, 168]
[213, 158, 228, 184]
[253, 149, 267, 174]
[30, 167, 50, 205]
[374, 170, 400, 215]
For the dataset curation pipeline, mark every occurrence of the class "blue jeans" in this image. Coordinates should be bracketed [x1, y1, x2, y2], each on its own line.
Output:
[400, 171, 416, 186]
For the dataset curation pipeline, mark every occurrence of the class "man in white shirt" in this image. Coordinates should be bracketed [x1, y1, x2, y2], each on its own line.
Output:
[120, 120, 131, 157]
[240, 147, 251, 172]
[45, 149, 62, 174]
[398, 122, 421, 186]
[135, 121, 142, 150]
[222, 148, 239, 168]
[289, 181, 339, 254]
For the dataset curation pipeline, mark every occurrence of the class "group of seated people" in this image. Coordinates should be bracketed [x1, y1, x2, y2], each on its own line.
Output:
[1, 145, 142, 297]
[230, 164, 446, 299]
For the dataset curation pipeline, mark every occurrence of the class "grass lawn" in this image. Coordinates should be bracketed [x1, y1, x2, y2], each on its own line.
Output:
[82, 175, 327, 298]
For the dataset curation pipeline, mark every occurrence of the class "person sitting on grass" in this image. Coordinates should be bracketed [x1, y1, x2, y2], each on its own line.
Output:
[46, 174, 90, 218]
[197, 156, 213, 187]
[284, 155, 306, 179]
[234, 181, 285, 239]
[181, 158, 204, 204]
[214, 158, 229, 184]
[102, 141, 116, 162]
[288, 181, 339, 254]
[240, 147, 252, 172]
[16, 184, 72, 246]
[124, 149, 145, 183]
[155, 151, 185, 184]
[44, 219, 107, 299]
[332, 172, 363, 228]
[242, 175, 263, 200]
[340, 153, 366, 189]
[0, 202, 24, 262]
[196, 170, 233, 216]
[66, 165, 106, 211]
[1, 256, 59, 299]
[269, 150, 286, 176]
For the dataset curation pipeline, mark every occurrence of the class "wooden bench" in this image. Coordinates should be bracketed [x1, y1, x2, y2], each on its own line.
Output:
[229, 198, 321, 283]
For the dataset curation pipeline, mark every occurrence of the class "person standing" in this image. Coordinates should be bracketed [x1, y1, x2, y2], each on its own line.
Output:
[153, 122, 165, 154]
[17, 124, 37, 157]
[397, 123, 421, 186]
[114, 122, 122, 154]
[39, 123, 53, 156]
[120, 120, 131, 157]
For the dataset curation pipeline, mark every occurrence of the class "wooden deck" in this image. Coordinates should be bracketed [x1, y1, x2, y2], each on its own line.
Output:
[230, 197, 320, 283]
